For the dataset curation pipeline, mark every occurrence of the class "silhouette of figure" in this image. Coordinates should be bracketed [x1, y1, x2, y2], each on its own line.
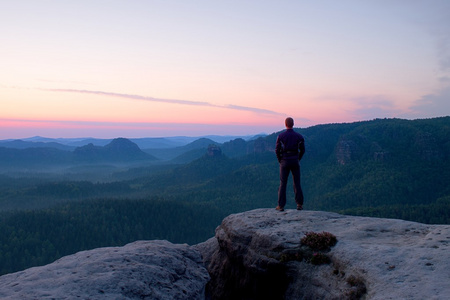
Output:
[275, 117, 305, 211]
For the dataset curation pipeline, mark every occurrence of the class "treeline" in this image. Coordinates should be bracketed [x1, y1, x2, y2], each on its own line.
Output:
[0, 197, 224, 275]
[0, 179, 135, 211]
[340, 195, 450, 224]
[303, 159, 450, 211]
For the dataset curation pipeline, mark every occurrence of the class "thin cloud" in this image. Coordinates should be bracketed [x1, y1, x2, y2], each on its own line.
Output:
[408, 86, 450, 118]
[44, 88, 283, 115]
[225, 104, 283, 115]
[46, 89, 213, 107]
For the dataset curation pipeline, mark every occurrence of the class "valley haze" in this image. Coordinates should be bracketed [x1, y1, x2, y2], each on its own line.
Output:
[0, 134, 265, 149]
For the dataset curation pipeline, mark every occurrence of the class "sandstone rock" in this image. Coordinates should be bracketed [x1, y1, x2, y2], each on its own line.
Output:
[0, 240, 209, 300]
[335, 137, 360, 165]
[197, 209, 450, 300]
[253, 137, 274, 154]
[207, 144, 222, 157]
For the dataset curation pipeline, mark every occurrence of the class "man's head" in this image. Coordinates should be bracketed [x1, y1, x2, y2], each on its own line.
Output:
[285, 117, 294, 129]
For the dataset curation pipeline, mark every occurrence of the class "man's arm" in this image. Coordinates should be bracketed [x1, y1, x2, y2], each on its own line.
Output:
[298, 139, 305, 161]
[275, 136, 282, 162]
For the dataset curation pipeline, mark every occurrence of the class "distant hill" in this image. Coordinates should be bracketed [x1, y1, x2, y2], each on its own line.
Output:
[0, 138, 157, 168]
[0, 140, 74, 151]
[143, 138, 218, 161]
[18, 136, 113, 147]
[74, 138, 157, 162]
[0, 147, 73, 167]
[0, 135, 268, 164]
[5, 135, 265, 149]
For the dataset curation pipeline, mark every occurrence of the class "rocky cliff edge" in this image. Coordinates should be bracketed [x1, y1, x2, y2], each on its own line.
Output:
[0, 209, 449, 299]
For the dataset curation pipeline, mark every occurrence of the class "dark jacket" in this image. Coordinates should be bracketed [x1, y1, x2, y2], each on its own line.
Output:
[275, 128, 305, 161]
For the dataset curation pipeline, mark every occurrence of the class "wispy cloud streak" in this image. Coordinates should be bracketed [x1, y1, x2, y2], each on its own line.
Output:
[46, 89, 213, 107]
[225, 104, 282, 115]
[45, 88, 283, 115]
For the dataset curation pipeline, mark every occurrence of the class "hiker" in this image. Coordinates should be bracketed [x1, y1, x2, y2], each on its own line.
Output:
[275, 117, 305, 211]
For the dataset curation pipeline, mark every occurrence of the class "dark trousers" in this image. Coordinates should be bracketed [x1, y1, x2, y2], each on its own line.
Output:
[278, 158, 303, 208]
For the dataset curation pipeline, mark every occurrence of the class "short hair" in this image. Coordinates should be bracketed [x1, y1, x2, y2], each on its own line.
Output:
[285, 117, 294, 128]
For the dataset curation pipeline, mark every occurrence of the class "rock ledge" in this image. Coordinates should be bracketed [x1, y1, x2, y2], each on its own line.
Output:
[196, 209, 450, 299]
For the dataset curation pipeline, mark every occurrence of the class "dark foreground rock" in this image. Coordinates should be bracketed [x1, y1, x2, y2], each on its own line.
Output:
[0, 240, 209, 299]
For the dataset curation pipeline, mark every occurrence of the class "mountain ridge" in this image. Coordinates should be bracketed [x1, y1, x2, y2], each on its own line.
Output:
[0, 138, 158, 167]
[0, 134, 264, 149]
[74, 138, 155, 162]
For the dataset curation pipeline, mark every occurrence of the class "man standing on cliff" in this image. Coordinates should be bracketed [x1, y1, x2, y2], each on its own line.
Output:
[275, 117, 305, 211]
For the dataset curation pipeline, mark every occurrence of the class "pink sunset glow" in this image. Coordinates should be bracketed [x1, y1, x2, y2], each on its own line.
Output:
[1, 1, 449, 139]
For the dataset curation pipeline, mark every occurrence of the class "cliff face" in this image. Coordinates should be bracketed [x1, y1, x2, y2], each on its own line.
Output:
[0, 210, 449, 299]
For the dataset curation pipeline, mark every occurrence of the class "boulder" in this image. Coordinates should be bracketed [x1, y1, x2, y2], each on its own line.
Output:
[0, 240, 209, 300]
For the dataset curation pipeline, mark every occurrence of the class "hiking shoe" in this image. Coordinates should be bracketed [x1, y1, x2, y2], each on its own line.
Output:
[297, 205, 303, 210]
[275, 206, 284, 211]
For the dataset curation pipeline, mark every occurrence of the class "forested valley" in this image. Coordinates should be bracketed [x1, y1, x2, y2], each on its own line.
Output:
[0, 117, 449, 275]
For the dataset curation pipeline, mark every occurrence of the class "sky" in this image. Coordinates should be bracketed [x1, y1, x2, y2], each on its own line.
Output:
[1, 0, 450, 139]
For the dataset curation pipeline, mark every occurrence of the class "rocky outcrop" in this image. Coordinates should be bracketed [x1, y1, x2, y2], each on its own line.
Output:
[0, 210, 449, 299]
[221, 137, 274, 157]
[335, 135, 395, 164]
[221, 138, 248, 157]
[252, 137, 274, 153]
[196, 209, 450, 300]
[207, 144, 222, 157]
[0, 240, 209, 300]
[335, 137, 362, 165]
